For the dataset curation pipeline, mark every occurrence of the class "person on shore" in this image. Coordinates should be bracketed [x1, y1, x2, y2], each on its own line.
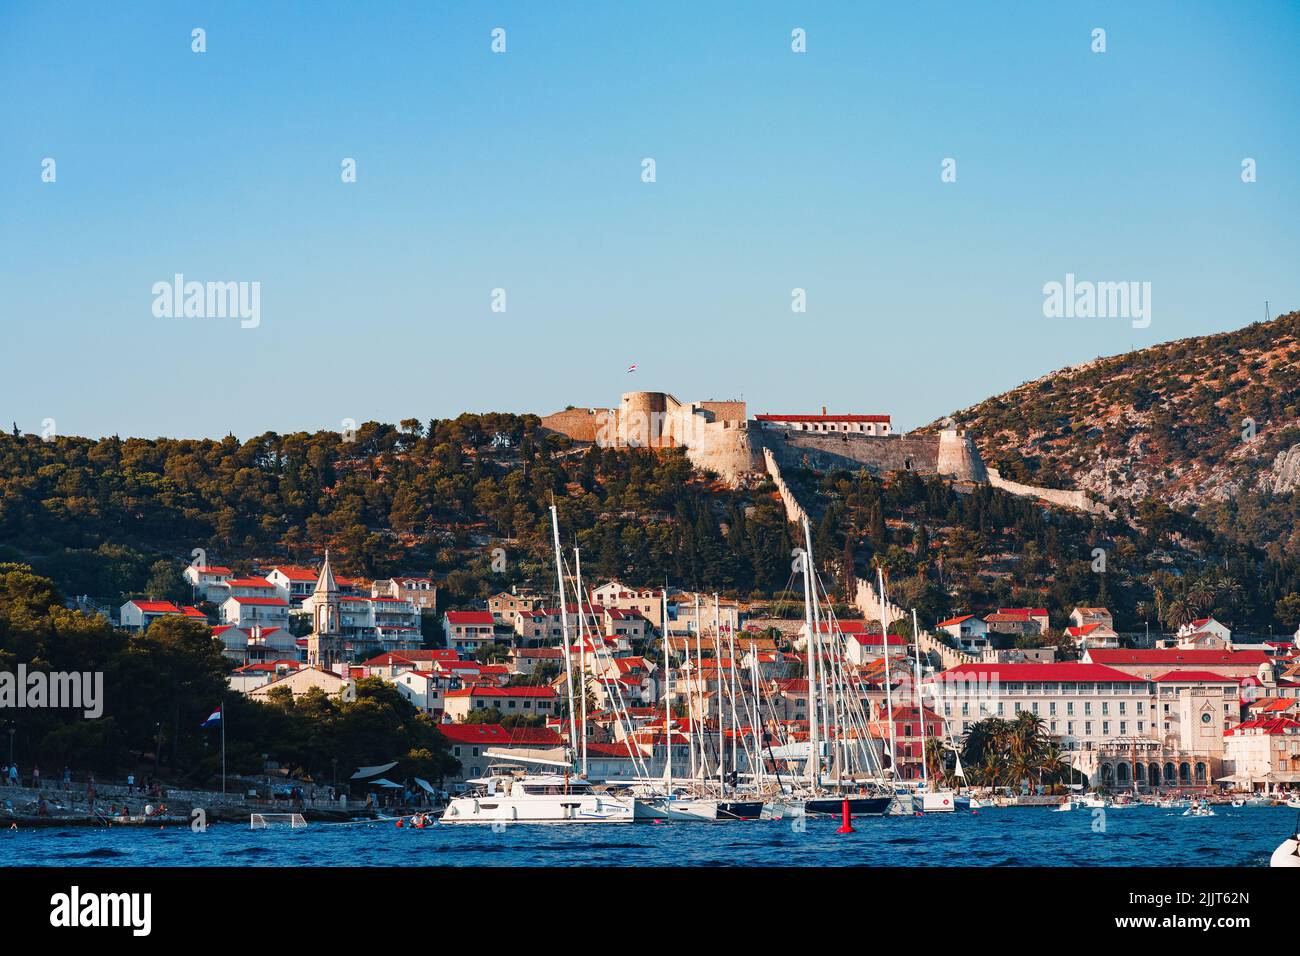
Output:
[62, 766, 71, 786]
[127, 773, 135, 792]
[32, 766, 40, 789]
[7, 764, 17, 787]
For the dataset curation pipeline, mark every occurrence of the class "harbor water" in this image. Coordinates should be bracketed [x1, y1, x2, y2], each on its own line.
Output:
[6, 805, 1295, 867]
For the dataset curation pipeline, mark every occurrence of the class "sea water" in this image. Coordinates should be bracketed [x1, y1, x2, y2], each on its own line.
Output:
[5, 805, 1293, 867]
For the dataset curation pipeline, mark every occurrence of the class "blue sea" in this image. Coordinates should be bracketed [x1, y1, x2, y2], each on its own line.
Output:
[6, 805, 1295, 866]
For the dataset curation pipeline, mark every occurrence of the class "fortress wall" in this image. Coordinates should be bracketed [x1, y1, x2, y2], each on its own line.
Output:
[762, 447, 811, 527]
[986, 468, 1106, 515]
[852, 578, 980, 670]
[539, 407, 610, 443]
[764, 431, 943, 476]
[699, 400, 747, 423]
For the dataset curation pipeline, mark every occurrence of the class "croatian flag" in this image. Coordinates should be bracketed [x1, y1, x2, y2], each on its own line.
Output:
[626, 363, 637, 373]
[200, 706, 222, 728]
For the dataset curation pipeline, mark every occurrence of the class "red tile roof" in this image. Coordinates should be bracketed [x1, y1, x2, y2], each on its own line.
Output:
[130, 600, 184, 613]
[445, 685, 557, 699]
[938, 662, 1140, 682]
[1151, 670, 1240, 683]
[226, 596, 289, 607]
[1088, 649, 1269, 666]
[436, 724, 564, 745]
[446, 610, 495, 626]
[755, 414, 890, 423]
[1225, 716, 1300, 736]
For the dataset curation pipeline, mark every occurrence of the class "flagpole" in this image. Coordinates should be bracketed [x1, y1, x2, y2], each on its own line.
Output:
[221, 698, 226, 798]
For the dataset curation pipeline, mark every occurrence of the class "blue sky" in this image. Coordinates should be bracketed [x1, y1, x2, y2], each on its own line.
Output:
[3, 1, 1298, 440]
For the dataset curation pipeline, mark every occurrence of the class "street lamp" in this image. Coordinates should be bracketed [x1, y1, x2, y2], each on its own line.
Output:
[154, 722, 162, 775]
[7, 726, 14, 767]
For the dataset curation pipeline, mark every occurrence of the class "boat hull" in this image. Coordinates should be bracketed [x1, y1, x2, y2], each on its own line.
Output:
[717, 800, 764, 820]
[803, 795, 893, 816]
[440, 793, 635, 824]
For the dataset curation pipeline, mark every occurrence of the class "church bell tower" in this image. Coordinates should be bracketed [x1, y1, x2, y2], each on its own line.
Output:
[307, 549, 344, 671]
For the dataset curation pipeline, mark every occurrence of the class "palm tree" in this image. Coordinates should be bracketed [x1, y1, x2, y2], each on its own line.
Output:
[1038, 744, 1070, 793]
[923, 737, 950, 787]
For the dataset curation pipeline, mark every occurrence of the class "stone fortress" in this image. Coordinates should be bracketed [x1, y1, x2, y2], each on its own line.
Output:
[541, 391, 1103, 514]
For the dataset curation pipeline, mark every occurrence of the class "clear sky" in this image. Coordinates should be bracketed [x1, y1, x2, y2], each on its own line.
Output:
[3, 1, 1298, 440]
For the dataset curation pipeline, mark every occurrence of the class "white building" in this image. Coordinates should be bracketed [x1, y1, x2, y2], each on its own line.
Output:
[754, 412, 892, 435]
[182, 565, 234, 603]
[372, 576, 438, 611]
[119, 599, 207, 632]
[219, 595, 290, 629]
[936, 614, 990, 653]
[213, 624, 299, 663]
[442, 610, 497, 653]
[1176, 616, 1232, 648]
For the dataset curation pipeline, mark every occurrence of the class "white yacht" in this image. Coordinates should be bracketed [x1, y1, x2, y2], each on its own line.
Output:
[440, 770, 635, 824]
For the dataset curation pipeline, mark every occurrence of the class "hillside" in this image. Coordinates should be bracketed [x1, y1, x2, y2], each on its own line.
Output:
[924, 312, 1300, 520]
[0, 416, 794, 609]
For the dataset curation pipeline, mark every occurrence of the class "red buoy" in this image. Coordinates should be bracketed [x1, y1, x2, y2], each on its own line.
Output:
[836, 798, 855, 834]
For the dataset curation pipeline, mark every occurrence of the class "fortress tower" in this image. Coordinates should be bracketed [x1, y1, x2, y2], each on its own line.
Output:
[936, 429, 988, 483]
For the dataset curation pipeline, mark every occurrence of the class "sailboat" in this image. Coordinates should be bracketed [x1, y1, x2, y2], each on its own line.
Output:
[440, 505, 635, 825]
[1271, 807, 1300, 867]
[789, 521, 893, 817]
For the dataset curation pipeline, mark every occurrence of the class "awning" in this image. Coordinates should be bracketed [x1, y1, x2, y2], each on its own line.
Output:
[1215, 772, 1252, 783]
[367, 778, 403, 789]
[483, 747, 570, 768]
[350, 761, 398, 780]
[413, 777, 437, 794]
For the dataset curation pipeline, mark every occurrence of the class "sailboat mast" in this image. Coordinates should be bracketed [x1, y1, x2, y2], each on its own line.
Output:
[912, 608, 928, 790]
[877, 567, 898, 782]
[728, 607, 740, 776]
[713, 592, 724, 793]
[691, 593, 702, 780]
[549, 505, 580, 769]
[799, 517, 820, 790]
[574, 546, 589, 780]
[662, 587, 673, 788]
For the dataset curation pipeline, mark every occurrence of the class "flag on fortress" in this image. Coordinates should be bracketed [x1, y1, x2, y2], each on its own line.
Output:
[200, 706, 222, 728]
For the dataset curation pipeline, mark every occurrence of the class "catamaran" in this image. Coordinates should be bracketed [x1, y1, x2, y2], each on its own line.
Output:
[440, 505, 637, 825]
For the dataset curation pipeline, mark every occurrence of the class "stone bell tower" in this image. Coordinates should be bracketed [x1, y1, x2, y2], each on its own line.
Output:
[307, 549, 344, 671]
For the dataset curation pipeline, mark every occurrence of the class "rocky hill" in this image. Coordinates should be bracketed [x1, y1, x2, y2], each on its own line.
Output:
[925, 312, 1300, 512]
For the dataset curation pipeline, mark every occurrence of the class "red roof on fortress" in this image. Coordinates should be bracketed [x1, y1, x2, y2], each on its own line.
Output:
[755, 414, 890, 423]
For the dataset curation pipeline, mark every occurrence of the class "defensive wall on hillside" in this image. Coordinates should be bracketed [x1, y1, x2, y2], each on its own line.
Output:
[539, 390, 1102, 514]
